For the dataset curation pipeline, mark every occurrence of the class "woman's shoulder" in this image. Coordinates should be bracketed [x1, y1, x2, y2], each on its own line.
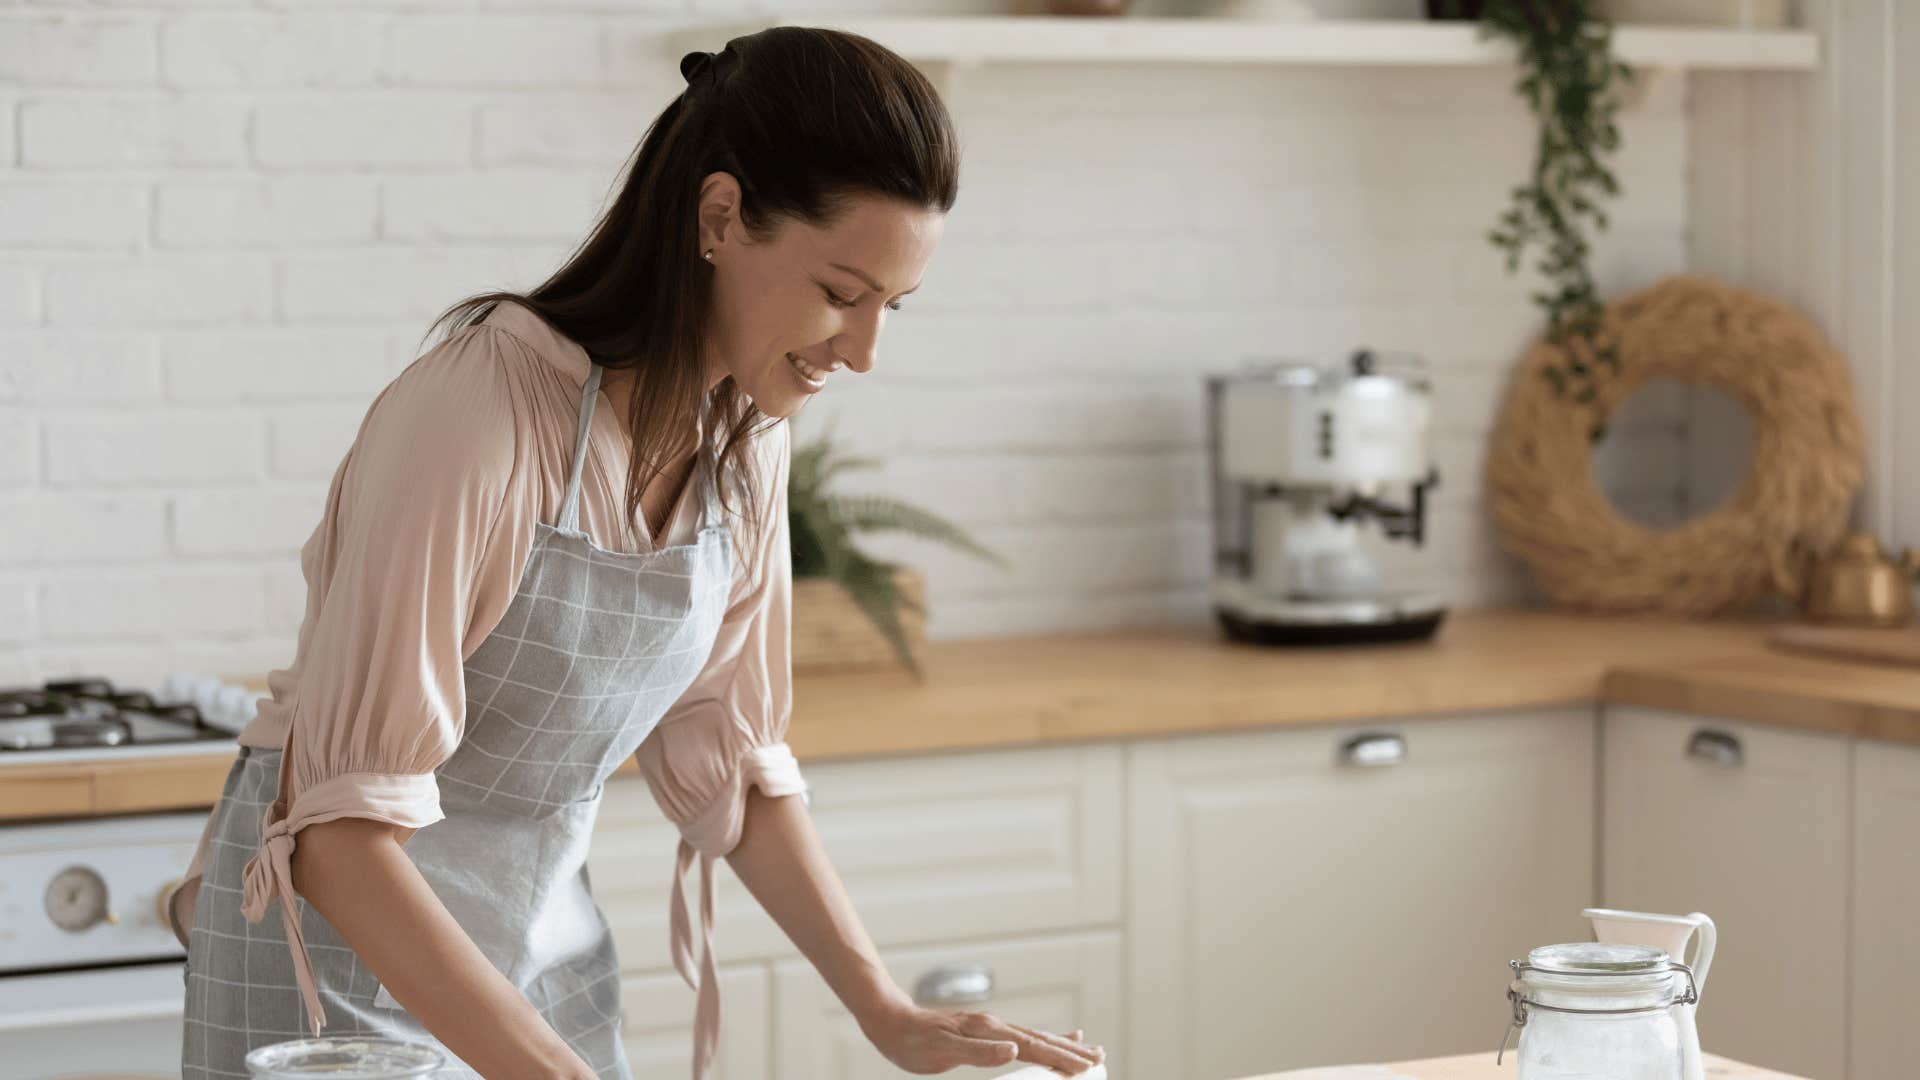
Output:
[344, 320, 554, 500]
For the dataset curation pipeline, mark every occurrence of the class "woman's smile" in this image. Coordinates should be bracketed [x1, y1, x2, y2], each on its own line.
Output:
[787, 352, 830, 392]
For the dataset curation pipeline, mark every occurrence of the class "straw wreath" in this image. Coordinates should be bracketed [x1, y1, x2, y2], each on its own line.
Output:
[1486, 274, 1864, 614]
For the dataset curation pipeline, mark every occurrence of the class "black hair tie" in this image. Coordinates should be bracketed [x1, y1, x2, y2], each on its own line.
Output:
[679, 50, 715, 85]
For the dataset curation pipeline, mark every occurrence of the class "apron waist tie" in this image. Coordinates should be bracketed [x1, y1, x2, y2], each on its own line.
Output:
[667, 748, 809, 1080]
[240, 808, 328, 1039]
[669, 837, 722, 1080]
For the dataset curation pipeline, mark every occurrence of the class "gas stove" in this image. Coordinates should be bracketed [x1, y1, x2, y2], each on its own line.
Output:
[0, 673, 256, 1077]
[0, 675, 245, 763]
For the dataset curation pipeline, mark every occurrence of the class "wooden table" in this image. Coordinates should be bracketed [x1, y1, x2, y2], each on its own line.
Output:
[1245, 1050, 1808, 1079]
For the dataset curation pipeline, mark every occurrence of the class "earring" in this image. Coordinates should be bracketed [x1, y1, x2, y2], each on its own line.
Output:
[702, 249, 714, 262]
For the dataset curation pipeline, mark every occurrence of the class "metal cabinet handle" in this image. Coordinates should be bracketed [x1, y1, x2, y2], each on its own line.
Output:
[1339, 732, 1407, 767]
[1686, 728, 1744, 767]
[912, 963, 995, 1007]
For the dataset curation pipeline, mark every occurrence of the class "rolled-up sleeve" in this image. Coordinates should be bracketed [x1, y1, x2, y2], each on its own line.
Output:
[633, 419, 807, 1078]
[240, 325, 537, 1038]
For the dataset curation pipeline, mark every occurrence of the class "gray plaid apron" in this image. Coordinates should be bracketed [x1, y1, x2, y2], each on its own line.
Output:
[182, 361, 734, 1079]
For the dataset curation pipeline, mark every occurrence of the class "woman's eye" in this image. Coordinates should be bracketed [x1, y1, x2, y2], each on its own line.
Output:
[823, 288, 905, 313]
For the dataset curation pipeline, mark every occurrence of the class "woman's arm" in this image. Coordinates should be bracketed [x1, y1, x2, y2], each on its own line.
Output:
[723, 787, 1106, 1076]
[291, 818, 598, 1080]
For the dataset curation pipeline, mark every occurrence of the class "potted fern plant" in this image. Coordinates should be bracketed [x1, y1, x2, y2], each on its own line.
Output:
[787, 428, 1010, 680]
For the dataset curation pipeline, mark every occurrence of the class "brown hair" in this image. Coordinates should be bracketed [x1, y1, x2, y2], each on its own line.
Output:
[422, 27, 961, 556]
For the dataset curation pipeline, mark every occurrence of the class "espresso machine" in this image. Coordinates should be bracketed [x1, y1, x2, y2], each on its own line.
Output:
[1206, 349, 1446, 645]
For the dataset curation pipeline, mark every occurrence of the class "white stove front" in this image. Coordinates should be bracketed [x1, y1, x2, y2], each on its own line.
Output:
[0, 961, 187, 1079]
[1, 811, 210, 1079]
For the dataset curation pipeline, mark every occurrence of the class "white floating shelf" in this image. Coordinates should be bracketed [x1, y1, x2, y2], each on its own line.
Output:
[668, 16, 1818, 71]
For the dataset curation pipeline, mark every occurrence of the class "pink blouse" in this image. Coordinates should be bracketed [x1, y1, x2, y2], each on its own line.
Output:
[170, 299, 807, 1065]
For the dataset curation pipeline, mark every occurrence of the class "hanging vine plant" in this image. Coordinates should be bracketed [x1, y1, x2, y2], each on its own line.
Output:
[1432, 0, 1635, 440]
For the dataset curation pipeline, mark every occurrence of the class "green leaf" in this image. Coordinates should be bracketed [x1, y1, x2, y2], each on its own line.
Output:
[826, 494, 1012, 570]
[835, 554, 926, 680]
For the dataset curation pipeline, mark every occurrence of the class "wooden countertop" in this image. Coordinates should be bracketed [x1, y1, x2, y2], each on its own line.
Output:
[1245, 1050, 1805, 1079]
[9, 607, 1920, 822]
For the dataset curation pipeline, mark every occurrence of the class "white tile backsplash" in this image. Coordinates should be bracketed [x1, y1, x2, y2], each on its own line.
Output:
[0, 2, 1696, 678]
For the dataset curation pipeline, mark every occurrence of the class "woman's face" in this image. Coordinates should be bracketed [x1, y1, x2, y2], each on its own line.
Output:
[697, 174, 944, 418]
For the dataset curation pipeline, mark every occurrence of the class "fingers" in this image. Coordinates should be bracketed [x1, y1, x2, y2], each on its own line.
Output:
[1007, 1021, 1103, 1070]
[951, 1011, 1104, 1075]
[959, 1035, 1019, 1068]
[976, 1020, 1098, 1075]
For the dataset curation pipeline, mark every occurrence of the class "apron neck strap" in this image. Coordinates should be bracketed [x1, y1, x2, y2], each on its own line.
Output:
[557, 363, 603, 534]
[563, 364, 725, 539]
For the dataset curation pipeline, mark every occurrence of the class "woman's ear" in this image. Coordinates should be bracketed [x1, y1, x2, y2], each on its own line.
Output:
[696, 171, 743, 256]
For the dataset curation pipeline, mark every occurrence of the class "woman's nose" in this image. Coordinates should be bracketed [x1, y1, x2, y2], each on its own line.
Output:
[833, 338, 877, 374]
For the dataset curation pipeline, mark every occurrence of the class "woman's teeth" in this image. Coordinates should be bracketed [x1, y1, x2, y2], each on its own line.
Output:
[787, 353, 827, 387]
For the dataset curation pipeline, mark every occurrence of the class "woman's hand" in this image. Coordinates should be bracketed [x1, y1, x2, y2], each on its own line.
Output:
[858, 1001, 1105, 1076]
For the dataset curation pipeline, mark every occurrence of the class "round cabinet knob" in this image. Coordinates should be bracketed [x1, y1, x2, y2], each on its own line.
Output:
[45, 866, 112, 932]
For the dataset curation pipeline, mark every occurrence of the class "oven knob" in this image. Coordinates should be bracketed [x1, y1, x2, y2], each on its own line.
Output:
[45, 865, 113, 932]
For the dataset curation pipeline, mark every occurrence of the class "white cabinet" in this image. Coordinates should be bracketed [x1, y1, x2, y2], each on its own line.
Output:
[1601, 706, 1848, 1080]
[1126, 708, 1597, 1080]
[619, 966, 771, 1080]
[590, 742, 1124, 1080]
[1850, 739, 1920, 1080]
[588, 742, 1123, 972]
[770, 930, 1122, 1080]
[583, 698, 1905, 1080]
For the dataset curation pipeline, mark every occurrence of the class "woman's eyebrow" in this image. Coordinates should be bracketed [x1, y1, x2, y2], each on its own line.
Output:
[828, 261, 921, 296]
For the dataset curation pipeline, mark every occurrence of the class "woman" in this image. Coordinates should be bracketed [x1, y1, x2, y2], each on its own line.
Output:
[165, 27, 1104, 1080]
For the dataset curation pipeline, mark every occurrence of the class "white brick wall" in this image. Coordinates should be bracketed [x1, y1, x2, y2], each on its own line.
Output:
[0, 4, 1694, 687]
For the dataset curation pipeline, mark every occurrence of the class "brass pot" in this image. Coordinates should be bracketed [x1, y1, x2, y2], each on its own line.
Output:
[1802, 531, 1920, 625]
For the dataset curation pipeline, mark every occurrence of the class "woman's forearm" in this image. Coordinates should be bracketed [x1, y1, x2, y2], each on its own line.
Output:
[722, 787, 912, 1027]
[291, 818, 596, 1080]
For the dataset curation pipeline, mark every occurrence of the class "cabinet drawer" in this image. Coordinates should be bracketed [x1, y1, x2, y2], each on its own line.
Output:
[588, 742, 1123, 972]
[771, 929, 1122, 1080]
[618, 965, 770, 1080]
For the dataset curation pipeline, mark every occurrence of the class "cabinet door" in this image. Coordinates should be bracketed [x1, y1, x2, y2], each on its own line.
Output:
[1602, 706, 1848, 1080]
[619, 965, 771, 1080]
[588, 743, 1122, 972]
[1127, 708, 1597, 1080]
[771, 930, 1122, 1080]
[1851, 739, 1920, 1080]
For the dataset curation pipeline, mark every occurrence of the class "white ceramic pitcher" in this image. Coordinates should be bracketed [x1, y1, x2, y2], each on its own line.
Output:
[1583, 908, 1715, 1080]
